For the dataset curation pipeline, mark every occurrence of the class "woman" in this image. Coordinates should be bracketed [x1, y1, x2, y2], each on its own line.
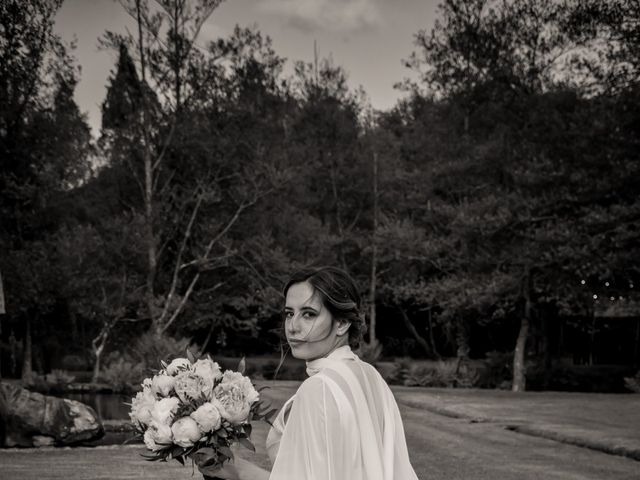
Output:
[230, 266, 419, 480]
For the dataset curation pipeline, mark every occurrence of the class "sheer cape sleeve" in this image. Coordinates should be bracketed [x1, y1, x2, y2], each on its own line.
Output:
[267, 347, 419, 480]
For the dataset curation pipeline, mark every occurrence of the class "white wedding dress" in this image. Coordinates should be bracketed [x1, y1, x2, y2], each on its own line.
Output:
[266, 346, 419, 480]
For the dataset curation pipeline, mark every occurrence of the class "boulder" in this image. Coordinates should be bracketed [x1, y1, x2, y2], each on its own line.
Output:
[0, 382, 104, 447]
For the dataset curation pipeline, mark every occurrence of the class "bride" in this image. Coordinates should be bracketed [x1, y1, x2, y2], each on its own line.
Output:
[222, 266, 419, 480]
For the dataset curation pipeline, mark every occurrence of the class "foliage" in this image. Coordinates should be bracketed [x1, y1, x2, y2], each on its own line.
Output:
[624, 372, 640, 393]
[129, 332, 194, 373]
[399, 359, 480, 388]
[101, 356, 146, 392]
[356, 342, 384, 364]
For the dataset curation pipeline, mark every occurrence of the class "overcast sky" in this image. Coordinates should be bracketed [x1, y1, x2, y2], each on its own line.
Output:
[54, 0, 439, 136]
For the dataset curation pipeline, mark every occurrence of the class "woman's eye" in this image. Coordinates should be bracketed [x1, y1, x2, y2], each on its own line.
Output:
[302, 311, 316, 319]
[284, 311, 293, 320]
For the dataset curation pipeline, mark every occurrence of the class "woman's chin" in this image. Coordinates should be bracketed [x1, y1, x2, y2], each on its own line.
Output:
[289, 344, 309, 359]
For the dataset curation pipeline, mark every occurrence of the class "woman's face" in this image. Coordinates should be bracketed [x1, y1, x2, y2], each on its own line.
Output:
[284, 281, 349, 361]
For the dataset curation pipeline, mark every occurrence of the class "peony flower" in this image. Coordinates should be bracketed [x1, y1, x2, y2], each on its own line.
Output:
[212, 371, 260, 425]
[190, 402, 222, 433]
[151, 397, 180, 425]
[193, 358, 222, 384]
[166, 357, 192, 376]
[174, 372, 213, 403]
[143, 421, 173, 451]
[130, 387, 156, 426]
[151, 374, 176, 397]
[171, 416, 201, 447]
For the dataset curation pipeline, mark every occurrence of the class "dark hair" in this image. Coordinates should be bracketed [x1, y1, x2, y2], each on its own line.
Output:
[283, 266, 367, 349]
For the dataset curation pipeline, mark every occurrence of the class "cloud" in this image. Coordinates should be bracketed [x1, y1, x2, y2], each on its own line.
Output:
[260, 0, 382, 33]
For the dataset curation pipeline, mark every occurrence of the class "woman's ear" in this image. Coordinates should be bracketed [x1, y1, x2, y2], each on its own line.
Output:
[336, 319, 352, 336]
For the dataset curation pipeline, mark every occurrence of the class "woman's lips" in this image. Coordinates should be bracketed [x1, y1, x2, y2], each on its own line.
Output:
[288, 339, 307, 345]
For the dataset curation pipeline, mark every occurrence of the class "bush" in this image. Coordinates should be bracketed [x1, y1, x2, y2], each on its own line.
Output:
[623, 371, 640, 393]
[61, 354, 89, 371]
[390, 358, 480, 388]
[356, 342, 384, 364]
[128, 332, 194, 372]
[478, 351, 513, 389]
[101, 357, 145, 393]
[407, 359, 479, 388]
[45, 369, 76, 388]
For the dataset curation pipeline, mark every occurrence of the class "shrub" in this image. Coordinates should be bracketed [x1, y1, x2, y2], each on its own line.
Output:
[478, 351, 513, 388]
[61, 354, 89, 371]
[402, 359, 479, 388]
[129, 332, 194, 371]
[45, 369, 76, 388]
[388, 358, 413, 385]
[101, 357, 145, 393]
[623, 371, 640, 393]
[356, 342, 384, 364]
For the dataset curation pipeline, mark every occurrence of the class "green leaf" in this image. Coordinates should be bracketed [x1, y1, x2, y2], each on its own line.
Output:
[237, 356, 246, 375]
[186, 348, 197, 363]
[218, 445, 233, 458]
[238, 437, 255, 452]
[243, 423, 252, 437]
[174, 455, 185, 466]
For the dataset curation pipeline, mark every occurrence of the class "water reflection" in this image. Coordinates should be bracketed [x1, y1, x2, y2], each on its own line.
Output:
[61, 393, 131, 420]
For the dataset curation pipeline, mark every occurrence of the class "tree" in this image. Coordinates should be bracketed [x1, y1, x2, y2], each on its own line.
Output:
[0, 0, 92, 381]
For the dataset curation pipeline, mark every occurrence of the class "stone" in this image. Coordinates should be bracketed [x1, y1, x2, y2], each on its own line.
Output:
[0, 381, 104, 447]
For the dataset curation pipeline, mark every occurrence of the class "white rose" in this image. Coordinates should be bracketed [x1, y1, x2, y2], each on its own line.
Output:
[151, 397, 180, 425]
[130, 388, 156, 426]
[190, 402, 222, 433]
[174, 372, 213, 403]
[151, 374, 176, 397]
[166, 357, 192, 376]
[171, 416, 201, 447]
[212, 371, 260, 425]
[193, 358, 223, 384]
[143, 421, 173, 451]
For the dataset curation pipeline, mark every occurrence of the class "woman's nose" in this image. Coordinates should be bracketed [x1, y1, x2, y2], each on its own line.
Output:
[286, 315, 297, 333]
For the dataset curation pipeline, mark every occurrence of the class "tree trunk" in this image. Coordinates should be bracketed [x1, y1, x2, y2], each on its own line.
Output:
[512, 267, 531, 392]
[634, 319, 640, 369]
[426, 309, 441, 360]
[135, 0, 158, 328]
[455, 318, 470, 376]
[588, 313, 597, 366]
[21, 315, 33, 384]
[399, 309, 432, 357]
[92, 346, 102, 384]
[368, 151, 379, 347]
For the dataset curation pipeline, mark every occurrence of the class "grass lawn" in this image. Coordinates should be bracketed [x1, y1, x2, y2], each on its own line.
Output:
[392, 386, 640, 459]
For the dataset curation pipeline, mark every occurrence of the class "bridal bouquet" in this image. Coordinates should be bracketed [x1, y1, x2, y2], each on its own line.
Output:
[129, 351, 275, 479]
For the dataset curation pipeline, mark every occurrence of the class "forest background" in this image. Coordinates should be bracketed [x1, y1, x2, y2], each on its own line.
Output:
[1, 0, 639, 394]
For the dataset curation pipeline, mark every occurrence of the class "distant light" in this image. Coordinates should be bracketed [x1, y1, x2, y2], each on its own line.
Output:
[605, 282, 610, 287]
[610, 296, 615, 301]
[593, 294, 598, 299]
[619, 296, 624, 300]
[631, 284, 635, 289]
[581, 280, 586, 285]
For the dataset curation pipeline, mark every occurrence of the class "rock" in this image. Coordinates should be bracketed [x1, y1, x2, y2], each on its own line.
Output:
[0, 381, 104, 447]
[32, 435, 55, 447]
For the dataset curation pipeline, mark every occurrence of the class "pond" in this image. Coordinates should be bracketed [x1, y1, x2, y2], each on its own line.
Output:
[61, 392, 132, 421]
